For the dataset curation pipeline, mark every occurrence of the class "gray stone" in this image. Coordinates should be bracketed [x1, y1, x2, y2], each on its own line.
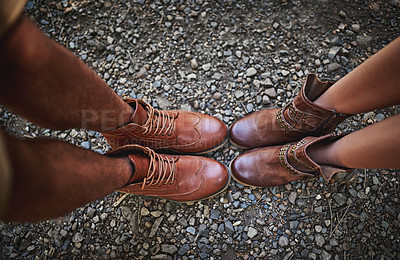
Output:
[210, 209, 221, 220]
[187, 73, 197, 80]
[213, 92, 222, 100]
[328, 46, 341, 59]
[153, 81, 161, 88]
[213, 72, 223, 80]
[161, 244, 177, 254]
[372, 176, 380, 185]
[281, 70, 290, 76]
[235, 90, 245, 99]
[360, 212, 368, 222]
[278, 236, 289, 247]
[173, 84, 183, 90]
[190, 58, 198, 69]
[70, 129, 78, 138]
[246, 67, 257, 77]
[218, 223, 225, 234]
[156, 96, 172, 110]
[81, 141, 90, 149]
[327, 63, 341, 73]
[151, 211, 162, 218]
[178, 244, 190, 255]
[357, 35, 373, 48]
[381, 221, 389, 229]
[338, 10, 347, 18]
[315, 234, 325, 247]
[253, 79, 261, 88]
[149, 216, 164, 238]
[178, 218, 188, 226]
[351, 24, 361, 32]
[247, 227, 258, 238]
[332, 193, 347, 206]
[72, 233, 83, 243]
[375, 113, 385, 122]
[246, 103, 254, 113]
[315, 225, 323, 232]
[186, 226, 196, 235]
[321, 251, 332, 260]
[314, 206, 323, 213]
[225, 220, 234, 235]
[202, 63, 211, 71]
[141, 207, 150, 216]
[289, 221, 298, 229]
[261, 78, 273, 87]
[264, 88, 277, 98]
[260, 96, 271, 106]
[329, 238, 338, 247]
[288, 192, 297, 204]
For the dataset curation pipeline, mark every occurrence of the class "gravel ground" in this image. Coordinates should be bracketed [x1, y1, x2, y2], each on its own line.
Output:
[1, 0, 400, 259]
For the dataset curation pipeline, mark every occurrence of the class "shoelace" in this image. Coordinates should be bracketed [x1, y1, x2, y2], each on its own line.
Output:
[141, 105, 176, 137]
[141, 147, 176, 189]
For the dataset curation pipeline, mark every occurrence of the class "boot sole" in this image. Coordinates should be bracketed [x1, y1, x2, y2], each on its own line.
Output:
[117, 163, 232, 204]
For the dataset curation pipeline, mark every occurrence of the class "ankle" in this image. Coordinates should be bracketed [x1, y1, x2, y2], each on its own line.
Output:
[313, 92, 337, 111]
[307, 140, 345, 167]
[119, 157, 135, 186]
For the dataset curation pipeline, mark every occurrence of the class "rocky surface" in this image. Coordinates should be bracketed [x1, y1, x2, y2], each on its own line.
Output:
[1, 0, 400, 259]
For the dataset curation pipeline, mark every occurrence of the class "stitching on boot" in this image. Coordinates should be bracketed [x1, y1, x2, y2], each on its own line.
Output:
[288, 140, 316, 171]
[288, 103, 308, 122]
[276, 103, 310, 137]
[278, 143, 309, 176]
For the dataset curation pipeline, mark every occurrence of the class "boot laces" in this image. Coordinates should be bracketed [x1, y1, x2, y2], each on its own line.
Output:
[142, 147, 176, 189]
[141, 105, 176, 137]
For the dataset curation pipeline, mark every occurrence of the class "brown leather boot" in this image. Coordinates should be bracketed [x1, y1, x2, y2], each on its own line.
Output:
[102, 99, 228, 154]
[107, 144, 231, 202]
[229, 74, 352, 149]
[230, 133, 356, 188]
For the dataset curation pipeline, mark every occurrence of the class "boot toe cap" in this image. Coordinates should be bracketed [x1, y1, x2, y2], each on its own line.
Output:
[230, 153, 259, 187]
[229, 119, 252, 148]
[199, 115, 228, 149]
[201, 158, 230, 197]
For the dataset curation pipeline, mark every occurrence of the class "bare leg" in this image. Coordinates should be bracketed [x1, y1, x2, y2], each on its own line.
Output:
[309, 114, 400, 169]
[314, 37, 400, 114]
[0, 16, 133, 132]
[1, 132, 132, 222]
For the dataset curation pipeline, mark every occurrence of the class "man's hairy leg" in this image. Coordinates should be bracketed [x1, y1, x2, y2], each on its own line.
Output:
[1, 132, 132, 222]
[0, 16, 133, 132]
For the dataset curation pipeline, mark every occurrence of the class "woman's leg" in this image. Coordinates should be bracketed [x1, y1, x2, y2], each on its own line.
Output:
[309, 113, 400, 169]
[310, 37, 400, 169]
[314, 37, 400, 114]
[0, 16, 133, 132]
[1, 132, 133, 222]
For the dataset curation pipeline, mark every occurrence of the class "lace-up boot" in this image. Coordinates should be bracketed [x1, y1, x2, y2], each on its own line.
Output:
[230, 133, 356, 188]
[229, 74, 352, 149]
[102, 99, 228, 154]
[107, 144, 231, 202]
